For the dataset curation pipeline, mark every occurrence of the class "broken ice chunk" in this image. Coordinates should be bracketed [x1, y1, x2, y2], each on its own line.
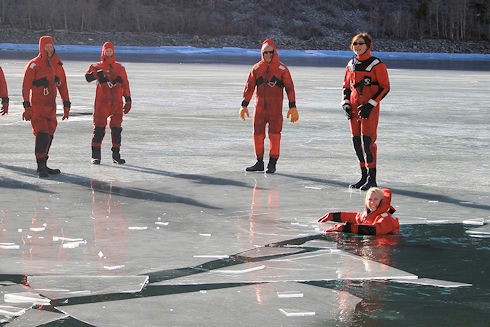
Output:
[103, 265, 125, 270]
[62, 241, 86, 249]
[193, 255, 228, 259]
[304, 186, 322, 190]
[462, 218, 485, 226]
[128, 226, 148, 230]
[425, 219, 449, 224]
[4, 292, 50, 305]
[0, 243, 19, 250]
[277, 291, 304, 298]
[53, 236, 84, 242]
[279, 308, 316, 317]
[390, 278, 471, 288]
[217, 265, 265, 274]
[0, 305, 27, 317]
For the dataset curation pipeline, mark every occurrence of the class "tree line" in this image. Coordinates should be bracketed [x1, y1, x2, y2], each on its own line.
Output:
[0, 0, 488, 42]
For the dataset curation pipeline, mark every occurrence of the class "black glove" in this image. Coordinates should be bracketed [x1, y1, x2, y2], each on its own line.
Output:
[342, 103, 352, 120]
[96, 70, 108, 83]
[358, 103, 374, 119]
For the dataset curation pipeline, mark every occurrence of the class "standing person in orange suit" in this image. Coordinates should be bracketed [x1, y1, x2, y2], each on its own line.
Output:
[342, 33, 390, 190]
[22, 36, 71, 178]
[0, 66, 9, 116]
[239, 39, 298, 174]
[85, 42, 131, 165]
[318, 187, 399, 235]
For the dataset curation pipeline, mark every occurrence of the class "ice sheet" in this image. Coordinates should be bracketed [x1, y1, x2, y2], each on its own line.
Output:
[5, 309, 67, 327]
[390, 278, 471, 288]
[0, 60, 487, 326]
[27, 276, 149, 299]
[155, 249, 417, 285]
[56, 282, 361, 327]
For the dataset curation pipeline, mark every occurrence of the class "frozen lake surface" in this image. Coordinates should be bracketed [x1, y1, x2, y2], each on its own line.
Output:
[0, 53, 489, 326]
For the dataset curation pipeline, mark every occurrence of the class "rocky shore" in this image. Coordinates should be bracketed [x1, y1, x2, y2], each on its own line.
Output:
[0, 28, 488, 54]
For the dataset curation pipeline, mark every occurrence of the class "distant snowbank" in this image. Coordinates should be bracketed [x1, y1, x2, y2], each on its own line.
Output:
[1, 43, 489, 61]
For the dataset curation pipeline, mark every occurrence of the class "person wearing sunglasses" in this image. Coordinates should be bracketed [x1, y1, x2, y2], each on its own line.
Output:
[239, 39, 298, 174]
[341, 33, 390, 190]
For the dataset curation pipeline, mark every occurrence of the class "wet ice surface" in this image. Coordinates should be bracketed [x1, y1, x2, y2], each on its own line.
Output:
[57, 282, 361, 327]
[0, 59, 488, 326]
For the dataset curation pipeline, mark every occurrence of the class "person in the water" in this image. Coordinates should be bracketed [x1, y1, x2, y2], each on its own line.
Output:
[318, 187, 399, 235]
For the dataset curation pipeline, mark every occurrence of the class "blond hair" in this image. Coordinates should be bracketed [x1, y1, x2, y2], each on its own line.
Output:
[364, 187, 384, 208]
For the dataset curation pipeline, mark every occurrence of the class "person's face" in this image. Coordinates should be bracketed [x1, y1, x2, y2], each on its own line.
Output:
[262, 45, 274, 63]
[44, 43, 54, 57]
[104, 47, 114, 57]
[352, 38, 368, 56]
[366, 192, 382, 211]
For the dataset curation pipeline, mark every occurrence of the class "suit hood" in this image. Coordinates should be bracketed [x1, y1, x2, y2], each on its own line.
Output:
[101, 42, 116, 64]
[38, 36, 54, 58]
[365, 188, 396, 219]
[260, 39, 279, 64]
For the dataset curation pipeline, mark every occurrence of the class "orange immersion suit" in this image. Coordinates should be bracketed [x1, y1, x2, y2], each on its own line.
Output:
[319, 188, 399, 235]
[85, 42, 131, 163]
[22, 36, 70, 163]
[0, 67, 9, 115]
[342, 48, 390, 170]
[241, 39, 296, 160]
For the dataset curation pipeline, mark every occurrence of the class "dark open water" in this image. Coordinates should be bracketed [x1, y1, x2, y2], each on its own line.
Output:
[309, 224, 490, 327]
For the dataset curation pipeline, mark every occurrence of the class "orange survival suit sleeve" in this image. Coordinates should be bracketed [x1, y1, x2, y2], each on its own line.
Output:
[242, 68, 257, 106]
[22, 62, 36, 102]
[282, 67, 296, 106]
[0, 67, 8, 100]
[341, 68, 351, 102]
[330, 212, 359, 224]
[371, 63, 389, 104]
[342, 215, 397, 235]
[55, 62, 70, 103]
[120, 66, 131, 98]
[85, 64, 98, 83]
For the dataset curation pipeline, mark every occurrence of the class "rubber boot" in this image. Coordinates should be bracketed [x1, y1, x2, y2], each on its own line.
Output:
[112, 147, 126, 164]
[266, 157, 277, 174]
[92, 146, 101, 164]
[246, 158, 264, 172]
[349, 166, 368, 189]
[45, 156, 61, 175]
[360, 168, 377, 191]
[36, 158, 49, 178]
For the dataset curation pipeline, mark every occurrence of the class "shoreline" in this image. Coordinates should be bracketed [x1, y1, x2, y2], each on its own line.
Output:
[0, 28, 488, 55]
[1, 43, 488, 71]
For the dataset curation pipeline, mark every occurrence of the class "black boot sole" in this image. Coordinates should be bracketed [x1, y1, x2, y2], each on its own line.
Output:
[360, 181, 377, 191]
[46, 168, 61, 175]
[113, 158, 126, 164]
[38, 170, 49, 178]
[349, 181, 366, 189]
[245, 168, 264, 172]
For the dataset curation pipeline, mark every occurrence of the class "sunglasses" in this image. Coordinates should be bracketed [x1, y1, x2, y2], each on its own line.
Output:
[263, 50, 274, 54]
[353, 42, 366, 46]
